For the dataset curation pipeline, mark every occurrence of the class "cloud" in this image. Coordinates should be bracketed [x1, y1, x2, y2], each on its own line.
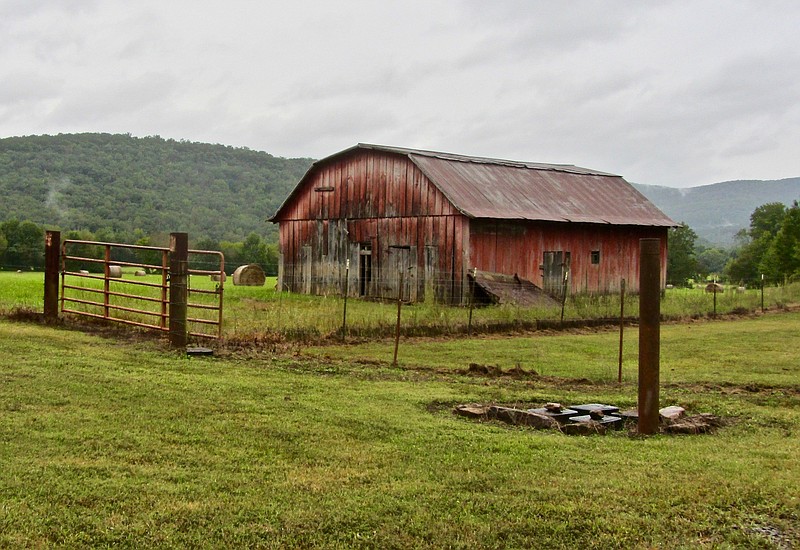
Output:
[1, 0, 799, 186]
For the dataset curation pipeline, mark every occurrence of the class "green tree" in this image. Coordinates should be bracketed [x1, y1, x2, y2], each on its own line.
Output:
[0, 219, 45, 269]
[696, 247, 729, 278]
[726, 202, 789, 285]
[749, 202, 787, 241]
[760, 201, 800, 281]
[667, 223, 698, 286]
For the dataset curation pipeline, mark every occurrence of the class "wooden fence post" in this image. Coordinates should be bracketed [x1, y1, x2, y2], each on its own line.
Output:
[44, 230, 60, 320]
[169, 232, 189, 348]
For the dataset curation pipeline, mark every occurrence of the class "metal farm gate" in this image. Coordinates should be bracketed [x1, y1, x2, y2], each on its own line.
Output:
[48, 232, 224, 342]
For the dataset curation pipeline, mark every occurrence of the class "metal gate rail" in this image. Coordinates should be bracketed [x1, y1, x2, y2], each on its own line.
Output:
[187, 249, 225, 339]
[60, 239, 225, 339]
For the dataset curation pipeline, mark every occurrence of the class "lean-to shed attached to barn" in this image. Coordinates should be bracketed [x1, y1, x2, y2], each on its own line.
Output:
[269, 144, 675, 304]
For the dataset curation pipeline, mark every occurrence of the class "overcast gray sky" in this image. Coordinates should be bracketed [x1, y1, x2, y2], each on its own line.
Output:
[2, 0, 799, 187]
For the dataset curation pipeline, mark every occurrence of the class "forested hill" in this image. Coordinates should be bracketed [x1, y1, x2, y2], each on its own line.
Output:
[0, 133, 314, 242]
[3, 133, 799, 249]
[634, 178, 800, 246]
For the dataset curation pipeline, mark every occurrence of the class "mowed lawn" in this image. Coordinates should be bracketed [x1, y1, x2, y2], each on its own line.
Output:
[1, 312, 799, 548]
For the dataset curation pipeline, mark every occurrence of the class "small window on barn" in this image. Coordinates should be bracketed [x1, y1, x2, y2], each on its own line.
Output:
[591, 250, 601, 265]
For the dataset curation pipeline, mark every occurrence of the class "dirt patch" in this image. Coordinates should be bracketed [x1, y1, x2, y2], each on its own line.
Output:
[664, 381, 800, 397]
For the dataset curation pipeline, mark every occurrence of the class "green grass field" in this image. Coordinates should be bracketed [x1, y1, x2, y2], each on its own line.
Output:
[1, 293, 799, 547]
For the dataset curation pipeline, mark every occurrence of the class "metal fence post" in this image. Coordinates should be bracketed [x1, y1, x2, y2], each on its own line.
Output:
[468, 267, 476, 336]
[392, 270, 403, 366]
[44, 230, 60, 320]
[559, 269, 569, 325]
[169, 232, 189, 348]
[713, 277, 717, 315]
[638, 238, 661, 435]
[342, 258, 350, 341]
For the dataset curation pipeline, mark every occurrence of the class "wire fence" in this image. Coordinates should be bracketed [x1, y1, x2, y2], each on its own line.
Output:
[218, 271, 800, 343]
[3, 265, 798, 344]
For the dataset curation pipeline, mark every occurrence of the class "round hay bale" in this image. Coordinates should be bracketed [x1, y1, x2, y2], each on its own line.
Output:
[232, 264, 265, 286]
[78, 269, 90, 275]
[210, 272, 227, 282]
[108, 265, 123, 278]
[134, 270, 147, 277]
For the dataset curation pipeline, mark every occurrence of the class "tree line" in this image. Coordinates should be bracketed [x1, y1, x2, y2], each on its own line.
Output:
[667, 200, 800, 286]
[6, 199, 799, 287]
[0, 220, 279, 276]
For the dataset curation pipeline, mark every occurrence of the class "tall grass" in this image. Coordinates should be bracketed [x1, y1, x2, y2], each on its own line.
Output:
[2, 271, 799, 341]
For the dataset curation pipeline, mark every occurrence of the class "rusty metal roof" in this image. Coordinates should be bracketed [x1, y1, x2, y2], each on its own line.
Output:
[273, 144, 676, 226]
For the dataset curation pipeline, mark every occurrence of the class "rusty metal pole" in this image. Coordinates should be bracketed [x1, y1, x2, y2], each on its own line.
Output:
[44, 230, 60, 320]
[468, 267, 476, 336]
[103, 244, 111, 319]
[559, 269, 569, 325]
[392, 270, 403, 366]
[713, 277, 718, 315]
[638, 239, 661, 435]
[618, 278, 625, 384]
[342, 259, 350, 341]
[169, 232, 189, 348]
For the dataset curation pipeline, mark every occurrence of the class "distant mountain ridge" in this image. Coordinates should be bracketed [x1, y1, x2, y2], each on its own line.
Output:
[1, 133, 798, 248]
[633, 178, 800, 246]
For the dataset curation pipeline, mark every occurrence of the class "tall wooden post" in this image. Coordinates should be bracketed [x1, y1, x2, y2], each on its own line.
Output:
[169, 232, 189, 348]
[638, 239, 661, 435]
[44, 230, 60, 320]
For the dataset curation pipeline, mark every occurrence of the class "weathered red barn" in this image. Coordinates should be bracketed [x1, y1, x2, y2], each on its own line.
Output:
[270, 144, 675, 304]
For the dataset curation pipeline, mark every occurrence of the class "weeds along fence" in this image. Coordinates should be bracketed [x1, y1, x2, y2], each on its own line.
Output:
[22, 233, 800, 343]
[219, 272, 800, 342]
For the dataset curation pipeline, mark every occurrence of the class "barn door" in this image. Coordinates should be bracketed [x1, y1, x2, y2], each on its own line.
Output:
[387, 246, 414, 301]
[423, 245, 438, 303]
[301, 245, 312, 294]
[542, 250, 570, 298]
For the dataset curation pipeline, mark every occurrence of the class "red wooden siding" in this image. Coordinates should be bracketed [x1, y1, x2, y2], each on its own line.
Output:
[468, 220, 668, 293]
[276, 150, 458, 222]
[274, 151, 467, 303]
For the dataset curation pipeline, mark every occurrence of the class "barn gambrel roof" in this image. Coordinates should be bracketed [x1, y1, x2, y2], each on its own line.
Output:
[271, 143, 676, 226]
